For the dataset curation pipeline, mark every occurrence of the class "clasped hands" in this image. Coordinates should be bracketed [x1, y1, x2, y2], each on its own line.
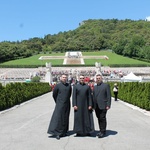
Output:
[74, 106, 92, 110]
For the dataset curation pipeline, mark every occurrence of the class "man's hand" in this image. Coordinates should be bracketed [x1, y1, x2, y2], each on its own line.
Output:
[74, 106, 78, 110]
[88, 106, 92, 110]
[106, 106, 110, 110]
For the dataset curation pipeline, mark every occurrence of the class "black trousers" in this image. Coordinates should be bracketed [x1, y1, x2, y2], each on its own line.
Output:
[95, 104, 107, 133]
[114, 92, 118, 101]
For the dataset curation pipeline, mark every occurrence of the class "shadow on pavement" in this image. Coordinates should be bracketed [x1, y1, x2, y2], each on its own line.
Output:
[91, 130, 118, 138]
[48, 130, 117, 139]
[48, 130, 75, 139]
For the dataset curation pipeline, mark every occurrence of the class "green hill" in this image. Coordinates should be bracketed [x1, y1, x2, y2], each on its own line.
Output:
[0, 19, 150, 64]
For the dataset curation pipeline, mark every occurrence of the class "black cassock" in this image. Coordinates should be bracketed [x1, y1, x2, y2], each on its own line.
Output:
[72, 83, 94, 135]
[47, 82, 72, 136]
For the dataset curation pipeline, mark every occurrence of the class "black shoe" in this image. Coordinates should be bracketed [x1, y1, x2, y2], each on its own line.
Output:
[97, 131, 106, 136]
[97, 132, 106, 138]
[76, 133, 80, 136]
[56, 135, 60, 140]
[86, 133, 91, 136]
[96, 132, 100, 136]
[62, 133, 69, 137]
[76, 133, 83, 136]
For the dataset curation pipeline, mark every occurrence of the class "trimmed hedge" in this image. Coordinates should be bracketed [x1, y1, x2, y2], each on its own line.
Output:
[1, 81, 150, 111]
[0, 63, 150, 68]
[0, 82, 51, 111]
[109, 82, 150, 111]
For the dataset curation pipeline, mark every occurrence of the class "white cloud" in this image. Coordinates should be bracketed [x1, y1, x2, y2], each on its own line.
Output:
[145, 16, 150, 21]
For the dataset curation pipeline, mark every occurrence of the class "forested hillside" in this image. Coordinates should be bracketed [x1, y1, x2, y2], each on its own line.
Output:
[0, 19, 150, 63]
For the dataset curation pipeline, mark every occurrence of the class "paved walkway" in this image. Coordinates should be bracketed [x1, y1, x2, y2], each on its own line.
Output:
[0, 92, 150, 150]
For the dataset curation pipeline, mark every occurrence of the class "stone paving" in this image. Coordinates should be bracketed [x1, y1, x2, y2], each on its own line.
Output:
[0, 92, 150, 150]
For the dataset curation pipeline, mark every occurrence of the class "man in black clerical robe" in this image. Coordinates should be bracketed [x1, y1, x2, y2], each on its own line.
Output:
[47, 74, 72, 140]
[72, 75, 94, 136]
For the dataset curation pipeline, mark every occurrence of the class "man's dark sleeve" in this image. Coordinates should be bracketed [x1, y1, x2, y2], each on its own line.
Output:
[52, 84, 58, 102]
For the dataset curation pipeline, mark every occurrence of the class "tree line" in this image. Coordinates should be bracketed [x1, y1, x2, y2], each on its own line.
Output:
[0, 19, 150, 63]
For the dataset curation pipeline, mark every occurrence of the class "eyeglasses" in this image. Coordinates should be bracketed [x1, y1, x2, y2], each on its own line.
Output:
[96, 78, 101, 79]
[80, 78, 84, 79]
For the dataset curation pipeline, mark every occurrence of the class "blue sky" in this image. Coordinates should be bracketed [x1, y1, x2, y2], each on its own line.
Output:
[0, 0, 150, 42]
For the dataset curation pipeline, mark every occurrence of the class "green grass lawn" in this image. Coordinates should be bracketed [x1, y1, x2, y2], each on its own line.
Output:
[0, 53, 64, 66]
[82, 51, 150, 66]
[0, 51, 150, 66]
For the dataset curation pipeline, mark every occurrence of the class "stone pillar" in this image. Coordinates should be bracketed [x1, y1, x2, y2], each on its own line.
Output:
[95, 62, 102, 75]
[45, 62, 52, 84]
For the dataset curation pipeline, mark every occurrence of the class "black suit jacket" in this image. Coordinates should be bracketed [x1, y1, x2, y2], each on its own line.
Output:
[93, 82, 111, 109]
